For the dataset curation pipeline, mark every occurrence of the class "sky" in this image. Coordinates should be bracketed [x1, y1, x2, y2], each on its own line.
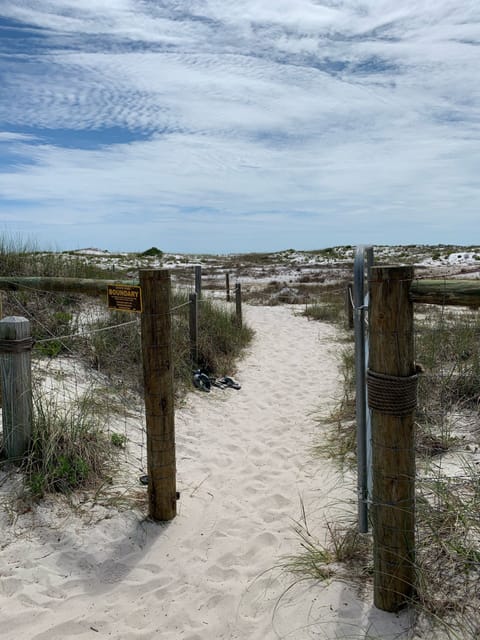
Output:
[0, 1, 479, 254]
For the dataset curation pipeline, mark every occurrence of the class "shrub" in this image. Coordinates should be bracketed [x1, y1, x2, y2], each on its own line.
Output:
[140, 247, 163, 258]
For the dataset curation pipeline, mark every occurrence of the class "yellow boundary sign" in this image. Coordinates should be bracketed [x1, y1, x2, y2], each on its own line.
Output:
[107, 283, 143, 313]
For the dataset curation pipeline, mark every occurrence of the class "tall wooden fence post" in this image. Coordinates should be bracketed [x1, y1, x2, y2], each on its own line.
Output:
[345, 283, 354, 329]
[235, 283, 242, 327]
[0, 316, 33, 460]
[195, 265, 202, 299]
[189, 292, 198, 367]
[368, 266, 416, 612]
[226, 273, 230, 302]
[139, 269, 177, 521]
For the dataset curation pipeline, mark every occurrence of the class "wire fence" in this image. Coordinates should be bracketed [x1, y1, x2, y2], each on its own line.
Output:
[5, 287, 146, 498]
[0, 262, 358, 515]
[348, 261, 480, 616]
[2, 259, 477, 621]
[412, 301, 480, 621]
[0, 269, 204, 501]
[0, 266, 260, 505]
[414, 301, 480, 480]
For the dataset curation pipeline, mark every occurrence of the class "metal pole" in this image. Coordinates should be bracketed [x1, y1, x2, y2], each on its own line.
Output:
[365, 246, 374, 506]
[353, 245, 373, 533]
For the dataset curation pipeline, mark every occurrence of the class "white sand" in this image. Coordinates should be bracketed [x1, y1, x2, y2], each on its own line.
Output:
[0, 305, 412, 639]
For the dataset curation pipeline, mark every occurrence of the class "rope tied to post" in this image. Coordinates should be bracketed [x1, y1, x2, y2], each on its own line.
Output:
[367, 369, 418, 417]
[0, 336, 35, 354]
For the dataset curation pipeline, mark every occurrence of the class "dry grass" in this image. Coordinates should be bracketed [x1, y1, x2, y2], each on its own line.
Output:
[289, 283, 480, 638]
[25, 387, 115, 497]
[0, 240, 254, 502]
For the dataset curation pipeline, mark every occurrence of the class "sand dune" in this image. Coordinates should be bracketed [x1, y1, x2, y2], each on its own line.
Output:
[0, 305, 412, 639]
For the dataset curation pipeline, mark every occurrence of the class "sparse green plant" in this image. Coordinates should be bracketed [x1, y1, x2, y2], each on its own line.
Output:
[413, 464, 480, 637]
[282, 507, 371, 584]
[25, 388, 114, 498]
[301, 285, 348, 324]
[315, 343, 356, 469]
[34, 310, 76, 357]
[86, 310, 143, 392]
[415, 307, 480, 456]
[281, 523, 334, 581]
[302, 302, 340, 323]
[110, 432, 127, 448]
[309, 297, 480, 637]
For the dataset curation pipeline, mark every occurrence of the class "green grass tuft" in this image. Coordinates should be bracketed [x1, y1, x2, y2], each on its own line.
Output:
[25, 389, 113, 497]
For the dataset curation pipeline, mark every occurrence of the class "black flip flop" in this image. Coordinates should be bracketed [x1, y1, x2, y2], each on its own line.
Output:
[220, 376, 241, 390]
[193, 371, 211, 392]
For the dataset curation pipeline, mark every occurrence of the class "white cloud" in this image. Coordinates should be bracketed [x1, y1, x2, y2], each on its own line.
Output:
[0, 132, 38, 142]
[0, 0, 479, 250]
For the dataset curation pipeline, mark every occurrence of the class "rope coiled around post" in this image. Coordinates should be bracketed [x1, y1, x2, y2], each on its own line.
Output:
[0, 337, 35, 354]
[367, 369, 418, 417]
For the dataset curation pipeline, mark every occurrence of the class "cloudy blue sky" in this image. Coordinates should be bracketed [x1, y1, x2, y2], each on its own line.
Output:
[0, 1, 479, 253]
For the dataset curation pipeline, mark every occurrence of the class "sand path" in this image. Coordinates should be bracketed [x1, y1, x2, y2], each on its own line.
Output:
[0, 305, 410, 639]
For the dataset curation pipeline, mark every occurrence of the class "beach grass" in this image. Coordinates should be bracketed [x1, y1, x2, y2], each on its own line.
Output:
[0, 236, 254, 499]
[301, 294, 480, 638]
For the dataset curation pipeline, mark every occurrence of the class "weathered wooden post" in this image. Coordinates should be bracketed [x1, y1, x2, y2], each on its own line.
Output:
[368, 266, 416, 611]
[139, 270, 177, 521]
[0, 317, 33, 460]
[345, 283, 354, 329]
[235, 283, 242, 327]
[189, 292, 198, 366]
[195, 265, 202, 299]
[226, 273, 230, 302]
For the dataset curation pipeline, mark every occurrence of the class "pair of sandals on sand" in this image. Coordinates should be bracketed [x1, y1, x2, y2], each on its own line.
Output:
[193, 370, 241, 392]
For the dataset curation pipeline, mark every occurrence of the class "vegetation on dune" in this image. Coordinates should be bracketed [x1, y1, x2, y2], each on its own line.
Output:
[2, 238, 480, 631]
[0, 237, 119, 280]
[0, 237, 254, 499]
[291, 287, 480, 638]
[85, 292, 253, 399]
[302, 286, 347, 323]
[139, 246, 163, 258]
[26, 389, 114, 497]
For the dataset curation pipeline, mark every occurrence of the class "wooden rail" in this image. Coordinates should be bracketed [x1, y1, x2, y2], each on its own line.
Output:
[410, 279, 480, 307]
[2, 275, 478, 307]
[0, 277, 136, 296]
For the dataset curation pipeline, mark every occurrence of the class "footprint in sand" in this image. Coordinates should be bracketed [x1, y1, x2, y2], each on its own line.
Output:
[206, 564, 241, 582]
[96, 560, 129, 584]
[0, 577, 22, 597]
